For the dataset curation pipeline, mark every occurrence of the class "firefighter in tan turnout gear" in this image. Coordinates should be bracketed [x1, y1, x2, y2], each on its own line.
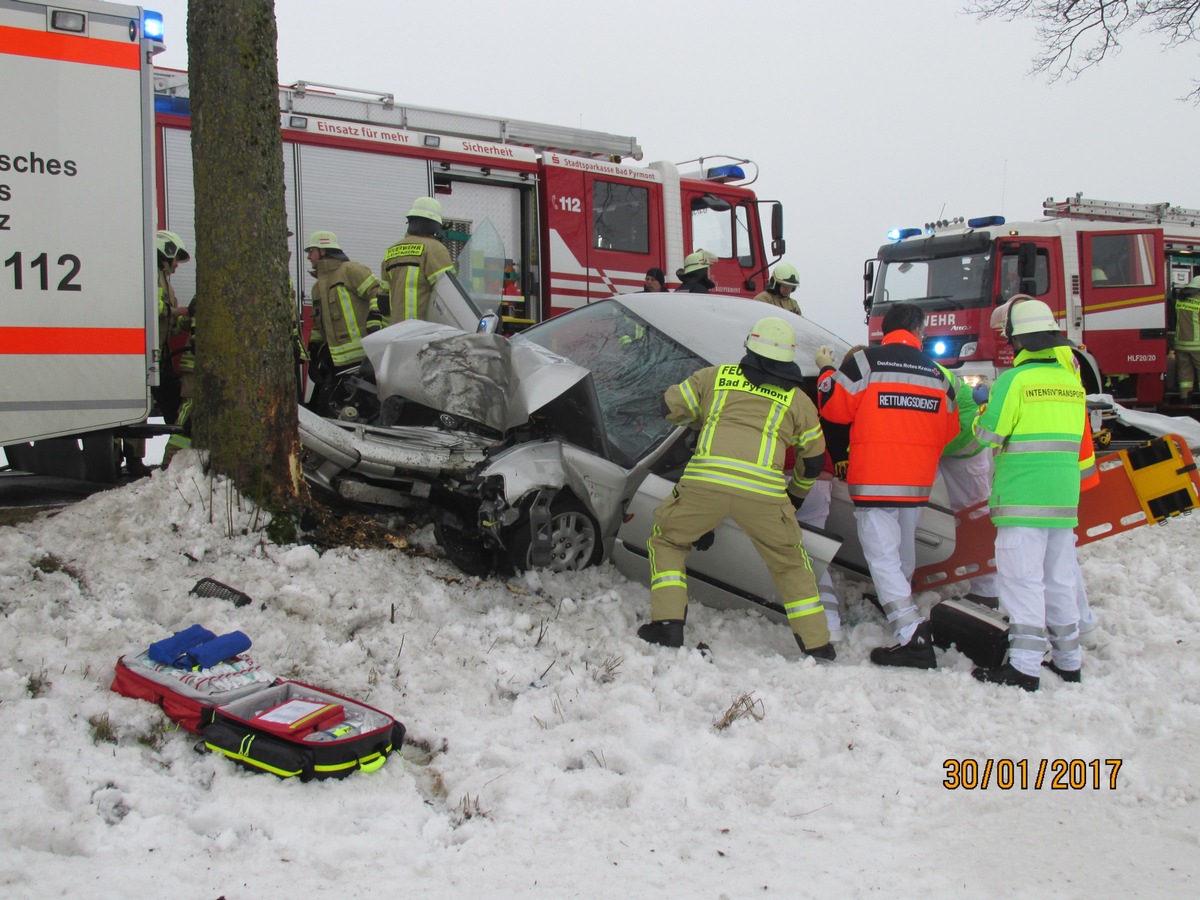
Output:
[753, 262, 801, 315]
[638, 316, 835, 659]
[382, 197, 455, 322]
[305, 230, 385, 415]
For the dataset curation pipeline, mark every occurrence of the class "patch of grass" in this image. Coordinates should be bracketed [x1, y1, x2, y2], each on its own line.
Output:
[26, 666, 51, 698]
[136, 719, 172, 752]
[450, 793, 489, 826]
[713, 691, 765, 731]
[88, 713, 118, 745]
[32, 553, 81, 582]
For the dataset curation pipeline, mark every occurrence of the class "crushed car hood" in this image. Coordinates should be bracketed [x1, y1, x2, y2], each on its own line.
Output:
[363, 321, 590, 433]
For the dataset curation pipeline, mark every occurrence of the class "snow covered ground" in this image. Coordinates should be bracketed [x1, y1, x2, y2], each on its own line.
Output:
[1, 454, 1198, 898]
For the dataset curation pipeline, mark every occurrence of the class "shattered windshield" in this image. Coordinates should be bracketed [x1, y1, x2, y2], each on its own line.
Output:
[517, 300, 706, 464]
[876, 252, 993, 311]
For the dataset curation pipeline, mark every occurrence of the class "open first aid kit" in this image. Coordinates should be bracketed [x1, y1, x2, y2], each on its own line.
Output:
[111, 624, 405, 781]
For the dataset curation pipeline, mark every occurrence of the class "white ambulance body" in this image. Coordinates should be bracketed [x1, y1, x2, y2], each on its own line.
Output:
[0, 0, 161, 480]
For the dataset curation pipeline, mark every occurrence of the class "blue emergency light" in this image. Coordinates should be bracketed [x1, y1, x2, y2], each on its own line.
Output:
[143, 10, 164, 41]
[887, 227, 923, 242]
[705, 164, 746, 183]
[932, 340, 948, 356]
[967, 215, 1005, 228]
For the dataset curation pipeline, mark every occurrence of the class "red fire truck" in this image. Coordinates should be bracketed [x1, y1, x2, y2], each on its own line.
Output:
[152, 70, 785, 328]
[863, 194, 1200, 410]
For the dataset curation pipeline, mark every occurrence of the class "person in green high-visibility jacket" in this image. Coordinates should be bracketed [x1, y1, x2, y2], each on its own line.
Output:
[971, 299, 1098, 692]
[1170, 275, 1200, 402]
[381, 197, 455, 323]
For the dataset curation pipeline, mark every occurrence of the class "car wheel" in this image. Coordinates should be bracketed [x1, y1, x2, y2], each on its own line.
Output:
[508, 497, 601, 573]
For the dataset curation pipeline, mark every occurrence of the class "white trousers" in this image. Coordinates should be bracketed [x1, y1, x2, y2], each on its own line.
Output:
[795, 478, 840, 630]
[995, 526, 1081, 677]
[939, 452, 998, 598]
[855, 506, 923, 643]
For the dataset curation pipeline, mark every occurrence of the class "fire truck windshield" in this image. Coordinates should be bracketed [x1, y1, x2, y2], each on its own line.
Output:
[874, 251, 993, 312]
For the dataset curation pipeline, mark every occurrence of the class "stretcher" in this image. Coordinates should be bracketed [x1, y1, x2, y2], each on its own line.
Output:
[912, 434, 1200, 592]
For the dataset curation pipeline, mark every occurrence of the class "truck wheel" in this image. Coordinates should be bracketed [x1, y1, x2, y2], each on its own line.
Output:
[507, 497, 601, 573]
[82, 431, 119, 484]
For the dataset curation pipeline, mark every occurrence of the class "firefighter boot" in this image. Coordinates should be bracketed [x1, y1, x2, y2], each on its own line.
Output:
[972, 662, 1040, 692]
[869, 620, 937, 669]
[794, 634, 836, 662]
[637, 620, 684, 648]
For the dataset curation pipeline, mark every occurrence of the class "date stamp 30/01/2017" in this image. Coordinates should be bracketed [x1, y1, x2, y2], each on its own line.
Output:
[943, 758, 1122, 790]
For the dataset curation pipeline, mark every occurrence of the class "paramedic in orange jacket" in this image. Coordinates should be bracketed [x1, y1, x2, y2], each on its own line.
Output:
[816, 302, 959, 669]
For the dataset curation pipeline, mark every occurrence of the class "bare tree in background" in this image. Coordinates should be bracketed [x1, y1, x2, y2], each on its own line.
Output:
[188, 0, 303, 527]
[965, 1, 1200, 99]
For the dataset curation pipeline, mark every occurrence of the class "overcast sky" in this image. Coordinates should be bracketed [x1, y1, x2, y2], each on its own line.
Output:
[147, 0, 1200, 340]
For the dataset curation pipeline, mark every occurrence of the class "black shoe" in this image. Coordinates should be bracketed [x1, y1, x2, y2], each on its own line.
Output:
[1042, 660, 1082, 683]
[869, 621, 936, 669]
[795, 634, 836, 662]
[972, 663, 1040, 692]
[637, 620, 684, 648]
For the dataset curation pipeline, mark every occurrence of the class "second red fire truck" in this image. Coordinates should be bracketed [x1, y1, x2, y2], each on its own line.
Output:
[864, 193, 1200, 411]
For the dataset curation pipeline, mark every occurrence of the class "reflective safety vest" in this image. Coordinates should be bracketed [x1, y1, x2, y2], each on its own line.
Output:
[973, 349, 1095, 528]
[381, 233, 454, 323]
[157, 268, 184, 347]
[937, 363, 986, 460]
[311, 258, 384, 367]
[1174, 289, 1200, 352]
[818, 330, 959, 506]
[665, 364, 825, 499]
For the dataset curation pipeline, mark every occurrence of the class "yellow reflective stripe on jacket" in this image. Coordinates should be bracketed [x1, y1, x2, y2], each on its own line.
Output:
[328, 284, 365, 365]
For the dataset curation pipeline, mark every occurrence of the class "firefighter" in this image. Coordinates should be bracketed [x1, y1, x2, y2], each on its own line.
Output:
[382, 197, 455, 322]
[816, 302, 959, 669]
[674, 249, 717, 293]
[753, 263, 801, 315]
[639, 316, 834, 660]
[644, 267, 667, 292]
[122, 231, 191, 477]
[1170, 275, 1200, 402]
[970, 299, 1097, 691]
[305, 231, 385, 416]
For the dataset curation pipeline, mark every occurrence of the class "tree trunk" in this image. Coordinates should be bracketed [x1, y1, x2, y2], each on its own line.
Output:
[187, 0, 301, 513]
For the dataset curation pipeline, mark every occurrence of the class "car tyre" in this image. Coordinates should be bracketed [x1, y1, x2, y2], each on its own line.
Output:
[507, 497, 601, 573]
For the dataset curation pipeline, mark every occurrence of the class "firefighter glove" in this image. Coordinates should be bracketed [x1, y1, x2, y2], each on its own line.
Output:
[366, 310, 385, 334]
[834, 459, 849, 481]
[972, 382, 990, 405]
[815, 346, 835, 369]
[692, 530, 715, 552]
[788, 491, 807, 511]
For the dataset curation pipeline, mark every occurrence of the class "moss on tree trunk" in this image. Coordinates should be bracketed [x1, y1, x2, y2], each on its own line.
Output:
[187, 0, 301, 515]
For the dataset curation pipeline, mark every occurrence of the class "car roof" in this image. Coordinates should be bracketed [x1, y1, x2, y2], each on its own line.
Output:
[613, 293, 852, 371]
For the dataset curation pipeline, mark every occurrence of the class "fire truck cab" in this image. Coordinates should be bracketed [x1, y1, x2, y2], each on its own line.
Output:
[863, 194, 1200, 410]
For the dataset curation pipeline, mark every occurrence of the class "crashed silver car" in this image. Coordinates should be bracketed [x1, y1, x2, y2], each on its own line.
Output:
[298, 281, 960, 625]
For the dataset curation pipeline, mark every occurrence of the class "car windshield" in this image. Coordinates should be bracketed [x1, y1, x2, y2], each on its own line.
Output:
[875, 252, 993, 311]
[517, 301, 706, 464]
